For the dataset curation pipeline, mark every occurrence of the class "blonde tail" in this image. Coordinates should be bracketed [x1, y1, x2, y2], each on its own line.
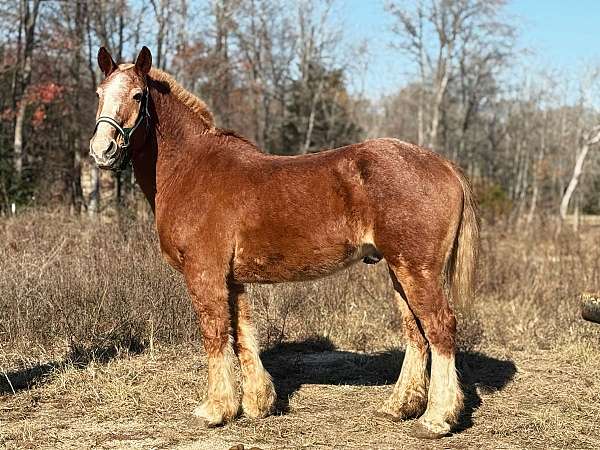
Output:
[446, 167, 479, 307]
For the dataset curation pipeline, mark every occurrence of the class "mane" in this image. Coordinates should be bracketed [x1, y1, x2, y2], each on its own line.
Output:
[147, 67, 215, 130]
[214, 128, 264, 153]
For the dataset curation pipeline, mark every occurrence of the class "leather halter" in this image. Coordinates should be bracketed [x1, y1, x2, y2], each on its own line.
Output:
[90, 88, 149, 170]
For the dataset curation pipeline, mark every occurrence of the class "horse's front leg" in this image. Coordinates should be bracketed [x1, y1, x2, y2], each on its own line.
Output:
[229, 283, 276, 418]
[184, 259, 239, 426]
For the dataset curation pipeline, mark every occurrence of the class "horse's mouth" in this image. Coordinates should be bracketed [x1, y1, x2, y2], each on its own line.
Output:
[97, 162, 116, 170]
[94, 150, 129, 172]
[96, 159, 119, 171]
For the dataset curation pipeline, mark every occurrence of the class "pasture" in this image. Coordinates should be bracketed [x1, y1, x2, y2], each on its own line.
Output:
[2, 0, 600, 448]
[1, 211, 599, 449]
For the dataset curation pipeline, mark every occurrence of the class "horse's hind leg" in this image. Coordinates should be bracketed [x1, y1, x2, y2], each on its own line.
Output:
[377, 269, 429, 420]
[229, 283, 276, 419]
[184, 262, 240, 426]
[391, 264, 463, 439]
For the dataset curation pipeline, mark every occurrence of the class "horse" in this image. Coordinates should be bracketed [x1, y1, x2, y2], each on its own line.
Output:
[89, 46, 478, 439]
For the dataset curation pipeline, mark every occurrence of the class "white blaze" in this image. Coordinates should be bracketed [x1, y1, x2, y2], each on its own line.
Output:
[90, 73, 131, 158]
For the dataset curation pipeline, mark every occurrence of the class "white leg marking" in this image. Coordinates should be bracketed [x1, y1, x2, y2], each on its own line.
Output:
[379, 343, 429, 419]
[416, 348, 463, 436]
[193, 336, 240, 426]
[237, 317, 276, 418]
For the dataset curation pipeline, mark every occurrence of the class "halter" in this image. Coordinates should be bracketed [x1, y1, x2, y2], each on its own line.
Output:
[91, 88, 150, 170]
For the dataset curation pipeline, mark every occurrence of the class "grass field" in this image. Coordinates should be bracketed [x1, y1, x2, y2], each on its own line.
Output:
[1, 211, 599, 449]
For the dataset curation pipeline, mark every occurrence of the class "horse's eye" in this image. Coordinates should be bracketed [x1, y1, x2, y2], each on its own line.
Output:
[133, 92, 143, 102]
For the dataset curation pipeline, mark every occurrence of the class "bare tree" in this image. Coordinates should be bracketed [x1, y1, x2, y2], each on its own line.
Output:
[559, 70, 600, 220]
[150, 0, 187, 70]
[13, 0, 41, 180]
[295, 0, 339, 154]
[560, 125, 600, 219]
[208, 0, 235, 127]
[388, 0, 512, 151]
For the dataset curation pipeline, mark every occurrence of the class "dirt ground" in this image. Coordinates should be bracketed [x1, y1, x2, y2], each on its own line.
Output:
[1, 337, 599, 450]
[2, 214, 600, 449]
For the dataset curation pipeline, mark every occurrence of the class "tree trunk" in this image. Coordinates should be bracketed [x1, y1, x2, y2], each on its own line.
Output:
[81, 159, 100, 217]
[560, 126, 600, 219]
[300, 79, 324, 155]
[100, 169, 116, 220]
[301, 108, 316, 154]
[417, 87, 424, 147]
[150, 0, 169, 70]
[428, 54, 449, 149]
[13, 0, 41, 180]
[13, 100, 26, 176]
[527, 111, 547, 224]
[70, 0, 86, 213]
[416, 17, 426, 147]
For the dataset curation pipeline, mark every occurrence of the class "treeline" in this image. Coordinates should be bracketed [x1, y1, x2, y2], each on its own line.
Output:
[1, 0, 599, 221]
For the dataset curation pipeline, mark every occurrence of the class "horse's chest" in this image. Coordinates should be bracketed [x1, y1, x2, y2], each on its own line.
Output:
[155, 208, 185, 272]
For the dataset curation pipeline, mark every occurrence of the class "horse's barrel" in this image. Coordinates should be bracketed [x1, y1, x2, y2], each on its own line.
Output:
[581, 293, 600, 324]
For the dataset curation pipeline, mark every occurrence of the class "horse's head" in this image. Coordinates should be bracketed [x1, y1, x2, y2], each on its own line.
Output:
[89, 46, 152, 171]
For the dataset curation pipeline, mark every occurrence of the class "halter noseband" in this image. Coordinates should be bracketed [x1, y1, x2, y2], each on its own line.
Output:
[91, 88, 150, 170]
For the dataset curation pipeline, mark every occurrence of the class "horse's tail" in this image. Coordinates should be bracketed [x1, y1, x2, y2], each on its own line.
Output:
[446, 166, 479, 308]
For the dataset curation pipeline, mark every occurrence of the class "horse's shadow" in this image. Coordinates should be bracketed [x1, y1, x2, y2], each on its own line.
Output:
[0, 334, 146, 395]
[2, 334, 516, 434]
[261, 336, 516, 433]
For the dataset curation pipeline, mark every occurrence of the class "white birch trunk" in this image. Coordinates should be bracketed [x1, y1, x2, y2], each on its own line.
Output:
[13, 0, 41, 179]
[559, 126, 600, 219]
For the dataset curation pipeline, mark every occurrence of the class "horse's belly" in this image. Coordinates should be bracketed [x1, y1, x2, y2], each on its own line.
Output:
[231, 241, 380, 284]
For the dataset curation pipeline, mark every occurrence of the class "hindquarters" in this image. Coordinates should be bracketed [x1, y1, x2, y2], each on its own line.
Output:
[364, 139, 479, 316]
[362, 139, 478, 437]
[363, 139, 468, 284]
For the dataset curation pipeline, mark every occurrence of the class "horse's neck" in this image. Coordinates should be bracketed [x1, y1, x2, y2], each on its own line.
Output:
[133, 88, 212, 211]
[132, 138, 158, 213]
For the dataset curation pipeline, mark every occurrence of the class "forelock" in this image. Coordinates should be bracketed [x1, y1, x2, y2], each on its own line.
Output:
[100, 68, 139, 94]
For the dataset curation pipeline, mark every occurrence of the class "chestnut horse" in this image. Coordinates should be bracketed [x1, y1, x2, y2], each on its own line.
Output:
[89, 47, 478, 439]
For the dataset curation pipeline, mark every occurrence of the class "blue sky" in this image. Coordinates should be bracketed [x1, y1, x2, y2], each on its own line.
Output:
[339, 0, 600, 98]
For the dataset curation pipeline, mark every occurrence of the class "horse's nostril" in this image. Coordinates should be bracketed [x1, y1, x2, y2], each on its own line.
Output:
[105, 140, 117, 158]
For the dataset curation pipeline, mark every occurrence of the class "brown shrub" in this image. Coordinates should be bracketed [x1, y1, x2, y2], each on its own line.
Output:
[1, 209, 599, 360]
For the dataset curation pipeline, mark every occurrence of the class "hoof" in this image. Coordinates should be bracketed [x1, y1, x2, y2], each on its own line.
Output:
[242, 377, 277, 419]
[409, 420, 450, 439]
[376, 395, 427, 422]
[192, 399, 239, 427]
[375, 409, 402, 422]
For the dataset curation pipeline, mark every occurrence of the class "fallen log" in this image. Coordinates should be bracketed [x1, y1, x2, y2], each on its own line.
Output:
[581, 293, 600, 324]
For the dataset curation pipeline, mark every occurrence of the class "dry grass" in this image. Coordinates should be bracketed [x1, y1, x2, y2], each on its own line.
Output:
[1, 210, 599, 449]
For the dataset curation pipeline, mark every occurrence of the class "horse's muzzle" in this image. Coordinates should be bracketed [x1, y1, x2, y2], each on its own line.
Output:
[89, 138, 126, 171]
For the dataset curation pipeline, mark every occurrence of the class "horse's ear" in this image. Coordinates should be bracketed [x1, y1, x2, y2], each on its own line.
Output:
[97, 47, 117, 77]
[135, 46, 152, 76]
